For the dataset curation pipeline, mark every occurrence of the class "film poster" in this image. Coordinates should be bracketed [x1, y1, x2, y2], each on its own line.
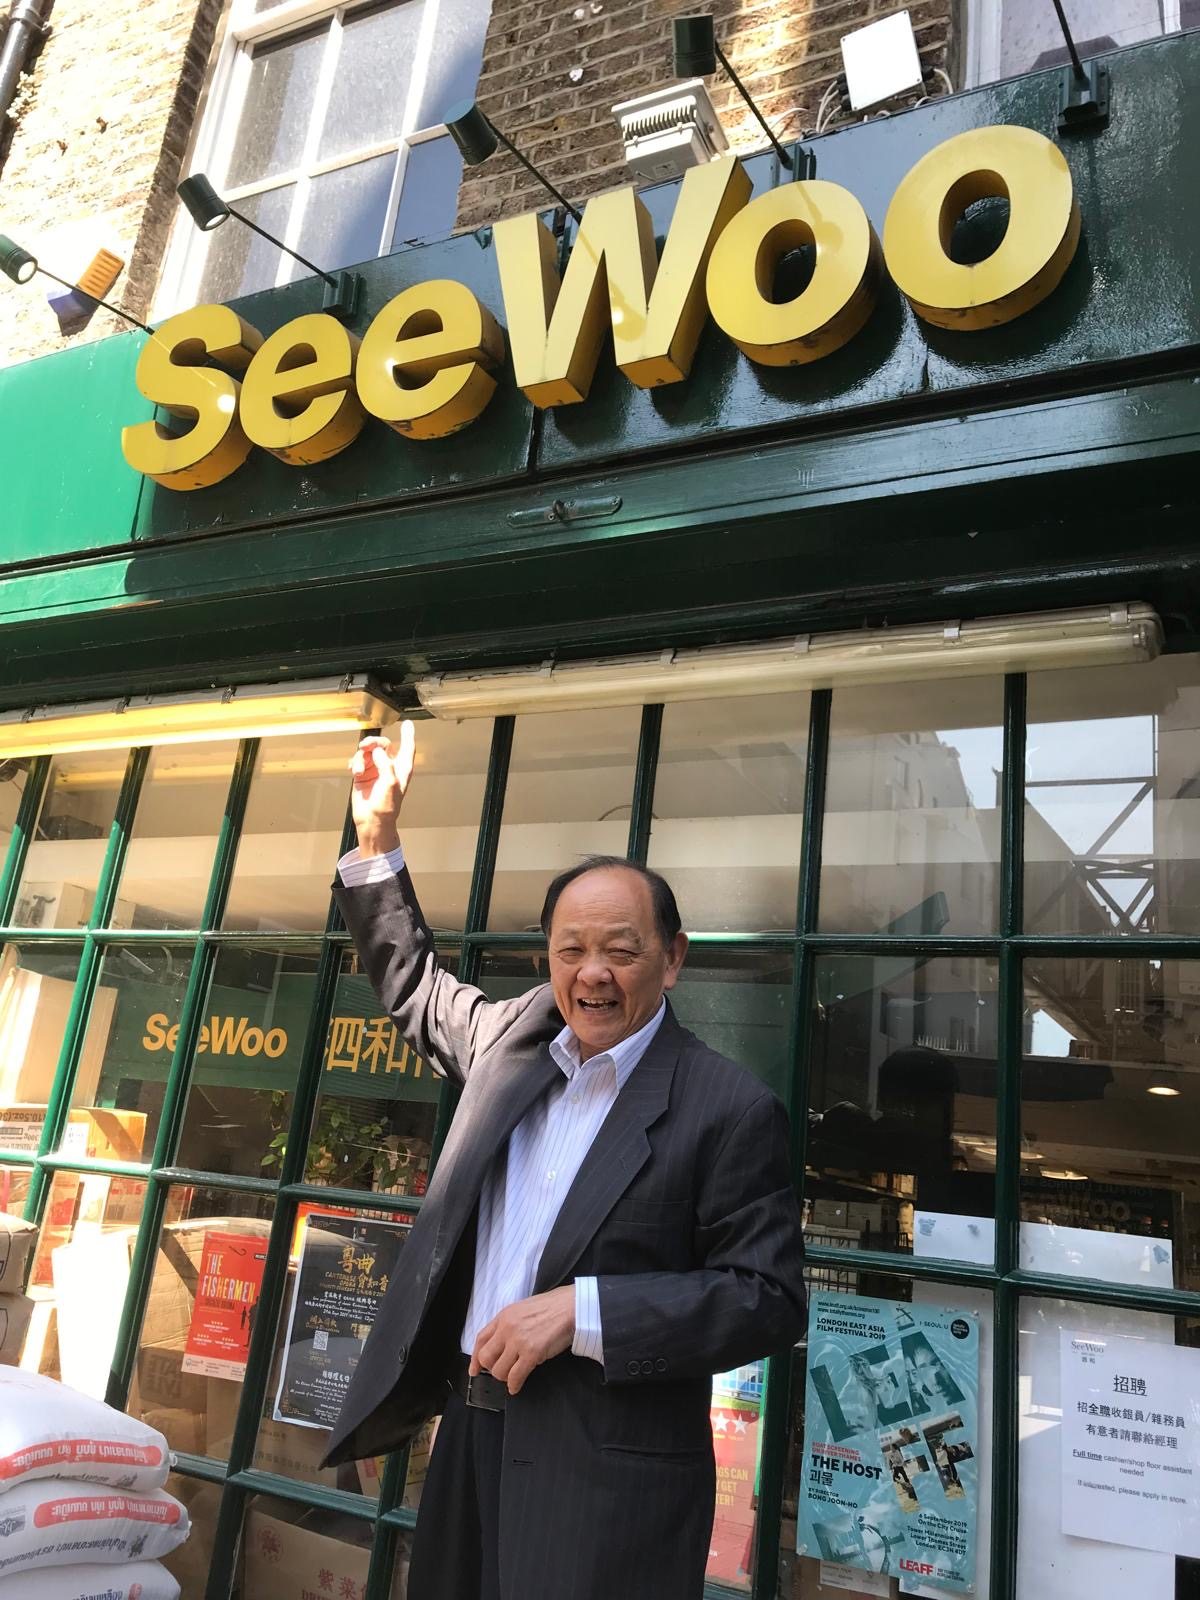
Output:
[182, 1230, 268, 1380]
[797, 1291, 980, 1594]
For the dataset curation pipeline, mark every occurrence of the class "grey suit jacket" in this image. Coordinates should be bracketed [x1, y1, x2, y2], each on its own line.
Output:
[323, 865, 807, 1600]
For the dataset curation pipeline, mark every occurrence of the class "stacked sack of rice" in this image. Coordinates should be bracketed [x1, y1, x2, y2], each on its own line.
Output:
[0, 1368, 190, 1600]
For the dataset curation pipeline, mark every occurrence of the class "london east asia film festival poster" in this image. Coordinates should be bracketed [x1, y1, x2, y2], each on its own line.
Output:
[797, 1292, 981, 1594]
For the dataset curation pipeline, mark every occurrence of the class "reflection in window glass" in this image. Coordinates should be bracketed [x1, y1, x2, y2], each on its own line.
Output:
[177, 945, 321, 1177]
[775, 1269, 992, 1599]
[984, 0, 1173, 82]
[237, 1496, 405, 1600]
[1021, 956, 1200, 1290]
[820, 678, 1003, 936]
[127, 1187, 273, 1462]
[417, 0, 491, 124]
[392, 136, 464, 247]
[387, 715, 492, 933]
[649, 693, 809, 933]
[195, 184, 295, 304]
[0, 757, 28, 865]
[223, 733, 358, 933]
[306, 947, 450, 1193]
[116, 741, 239, 929]
[808, 955, 998, 1259]
[13, 750, 128, 929]
[0, 945, 85, 1155]
[318, 0, 423, 161]
[225, 24, 326, 188]
[1026, 656, 1200, 935]
[488, 707, 641, 932]
[26, 1172, 149, 1395]
[293, 153, 396, 277]
[673, 948, 791, 1099]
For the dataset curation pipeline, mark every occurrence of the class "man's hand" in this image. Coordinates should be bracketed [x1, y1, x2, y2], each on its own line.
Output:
[470, 1286, 576, 1396]
[350, 722, 415, 857]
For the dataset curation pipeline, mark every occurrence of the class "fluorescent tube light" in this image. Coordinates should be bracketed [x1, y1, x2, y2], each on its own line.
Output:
[0, 676, 399, 758]
[416, 604, 1163, 720]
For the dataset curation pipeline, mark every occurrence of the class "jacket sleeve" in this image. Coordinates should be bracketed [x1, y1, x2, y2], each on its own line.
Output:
[596, 1088, 807, 1383]
[333, 865, 535, 1087]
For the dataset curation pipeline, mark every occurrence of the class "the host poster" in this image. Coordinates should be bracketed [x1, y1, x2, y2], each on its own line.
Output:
[797, 1291, 980, 1594]
[274, 1210, 410, 1430]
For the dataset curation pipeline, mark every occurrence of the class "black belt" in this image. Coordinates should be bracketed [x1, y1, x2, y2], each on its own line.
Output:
[449, 1352, 508, 1412]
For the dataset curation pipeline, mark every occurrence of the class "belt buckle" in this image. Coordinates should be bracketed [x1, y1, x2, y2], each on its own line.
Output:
[466, 1371, 503, 1412]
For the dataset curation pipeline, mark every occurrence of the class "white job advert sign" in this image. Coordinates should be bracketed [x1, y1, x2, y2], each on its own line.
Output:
[1060, 1329, 1200, 1559]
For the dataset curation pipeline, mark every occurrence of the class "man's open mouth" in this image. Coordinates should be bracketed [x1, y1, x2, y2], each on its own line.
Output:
[577, 999, 618, 1012]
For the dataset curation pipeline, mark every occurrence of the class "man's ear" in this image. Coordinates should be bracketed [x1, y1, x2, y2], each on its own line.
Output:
[662, 931, 689, 990]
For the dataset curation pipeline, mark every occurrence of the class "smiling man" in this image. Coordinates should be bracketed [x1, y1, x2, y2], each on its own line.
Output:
[323, 724, 807, 1600]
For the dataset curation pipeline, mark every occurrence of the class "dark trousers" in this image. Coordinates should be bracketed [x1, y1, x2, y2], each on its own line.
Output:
[408, 1391, 505, 1600]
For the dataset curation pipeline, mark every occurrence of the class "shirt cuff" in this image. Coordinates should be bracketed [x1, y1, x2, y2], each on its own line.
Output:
[572, 1277, 604, 1365]
[337, 843, 405, 887]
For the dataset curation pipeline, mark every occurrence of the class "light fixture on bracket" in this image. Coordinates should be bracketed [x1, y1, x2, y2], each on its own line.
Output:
[672, 15, 813, 181]
[177, 175, 363, 321]
[0, 234, 150, 332]
[444, 101, 582, 223]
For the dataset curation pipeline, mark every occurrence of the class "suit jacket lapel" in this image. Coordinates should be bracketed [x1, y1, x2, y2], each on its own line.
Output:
[533, 1008, 682, 1294]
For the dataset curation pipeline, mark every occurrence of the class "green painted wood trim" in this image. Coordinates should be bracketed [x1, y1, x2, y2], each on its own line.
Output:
[626, 702, 662, 864]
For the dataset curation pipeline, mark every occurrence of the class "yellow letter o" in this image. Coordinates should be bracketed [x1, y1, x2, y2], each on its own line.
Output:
[882, 124, 1080, 330]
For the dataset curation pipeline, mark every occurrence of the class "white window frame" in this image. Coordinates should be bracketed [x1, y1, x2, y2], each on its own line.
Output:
[154, 0, 460, 320]
[963, 0, 1182, 88]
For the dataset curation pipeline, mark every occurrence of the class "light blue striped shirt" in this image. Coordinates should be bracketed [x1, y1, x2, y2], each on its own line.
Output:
[338, 843, 667, 1366]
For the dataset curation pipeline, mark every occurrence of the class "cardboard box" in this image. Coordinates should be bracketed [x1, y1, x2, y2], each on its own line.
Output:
[52, 1225, 134, 1397]
[18, 1289, 59, 1379]
[163, 1474, 222, 1600]
[0, 959, 116, 1106]
[243, 1506, 374, 1600]
[0, 1210, 35, 1292]
[0, 1290, 33, 1365]
[250, 1413, 340, 1488]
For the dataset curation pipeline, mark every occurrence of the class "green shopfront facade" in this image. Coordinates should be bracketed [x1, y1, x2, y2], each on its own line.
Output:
[4, 31, 1200, 1600]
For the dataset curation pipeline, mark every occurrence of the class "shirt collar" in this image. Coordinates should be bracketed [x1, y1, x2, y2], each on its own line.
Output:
[550, 998, 667, 1091]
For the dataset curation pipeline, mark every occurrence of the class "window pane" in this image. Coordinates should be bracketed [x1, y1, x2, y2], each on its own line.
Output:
[226, 24, 328, 188]
[1025, 655, 1200, 935]
[223, 732, 357, 933]
[251, 1205, 414, 1496]
[819, 677, 1004, 936]
[115, 741, 238, 929]
[994, 0, 1170, 79]
[177, 944, 322, 1176]
[318, 0, 423, 161]
[417, 0, 491, 124]
[1021, 956, 1200, 1290]
[807, 955, 998, 1261]
[488, 707, 642, 931]
[292, 152, 396, 275]
[237, 1495, 406, 1600]
[388, 715, 492, 933]
[194, 183, 295, 303]
[127, 1185, 273, 1461]
[674, 947, 792, 1098]
[392, 135, 463, 248]
[776, 1268, 993, 1599]
[164, 1470, 223, 1600]
[0, 944, 85, 1154]
[0, 757, 29, 864]
[1018, 1296, 1200, 1600]
[13, 750, 127, 929]
[26, 1172, 149, 1393]
[60, 942, 193, 1161]
[648, 693, 808, 933]
[306, 947, 450, 1192]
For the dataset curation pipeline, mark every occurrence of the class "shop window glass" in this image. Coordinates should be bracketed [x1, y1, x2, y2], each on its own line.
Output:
[819, 677, 1003, 937]
[58, 942, 194, 1164]
[807, 955, 998, 1261]
[970, 0, 1179, 87]
[304, 946, 453, 1194]
[251, 1204, 416, 1499]
[236, 1495, 406, 1600]
[775, 1268, 992, 1599]
[487, 707, 642, 932]
[0, 944, 85, 1157]
[1017, 1296, 1200, 1599]
[673, 947, 792, 1099]
[1021, 956, 1200, 1291]
[222, 733, 358, 933]
[1025, 655, 1200, 935]
[317, 0, 425, 161]
[115, 740, 239, 930]
[391, 716, 493, 934]
[196, 184, 296, 305]
[648, 693, 809, 934]
[25, 1172, 149, 1393]
[0, 756, 29, 864]
[12, 750, 128, 929]
[164, 1470, 224, 1600]
[126, 1185, 274, 1462]
[176, 944, 322, 1177]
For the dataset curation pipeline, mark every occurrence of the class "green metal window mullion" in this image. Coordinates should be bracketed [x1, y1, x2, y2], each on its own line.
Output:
[106, 738, 260, 1409]
[990, 672, 1027, 1600]
[751, 687, 831, 1600]
[626, 702, 663, 864]
[25, 746, 149, 1223]
[0, 754, 49, 923]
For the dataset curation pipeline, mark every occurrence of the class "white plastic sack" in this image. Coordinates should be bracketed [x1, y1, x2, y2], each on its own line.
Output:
[0, 1369, 169, 1492]
[0, 1479, 189, 1581]
[0, 1558, 181, 1599]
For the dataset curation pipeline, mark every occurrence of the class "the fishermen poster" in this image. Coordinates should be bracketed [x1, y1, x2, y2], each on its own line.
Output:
[797, 1291, 980, 1594]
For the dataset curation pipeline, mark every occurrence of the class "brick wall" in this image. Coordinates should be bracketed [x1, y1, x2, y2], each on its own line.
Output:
[0, 0, 222, 368]
[457, 0, 961, 229]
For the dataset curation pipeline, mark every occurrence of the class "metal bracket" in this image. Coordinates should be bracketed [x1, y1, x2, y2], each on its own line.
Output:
[507, 495, 623, 528]
[1058, 58, 1110, 134]
[322, 270, 364, 323]
[792, 145, 816, 182]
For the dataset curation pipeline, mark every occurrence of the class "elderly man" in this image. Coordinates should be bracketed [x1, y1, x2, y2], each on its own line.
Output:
[323, 724, 806, 1600]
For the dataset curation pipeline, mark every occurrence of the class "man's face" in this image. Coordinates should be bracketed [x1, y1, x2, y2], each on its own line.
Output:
[547, 867, 688, 1060]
